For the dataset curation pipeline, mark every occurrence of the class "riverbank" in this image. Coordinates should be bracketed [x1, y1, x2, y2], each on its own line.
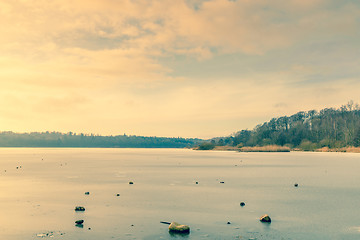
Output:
[196, 145, 360, 153]
[314, 146, 360, 153]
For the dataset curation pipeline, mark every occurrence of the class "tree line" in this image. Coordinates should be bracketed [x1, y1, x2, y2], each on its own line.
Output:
[0, 131, 202, 148]
[211, 101, 360, 150]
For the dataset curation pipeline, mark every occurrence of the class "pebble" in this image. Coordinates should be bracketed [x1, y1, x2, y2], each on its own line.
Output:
[75, 220, 84, 225]
[259, 214, 271, 223]
[75, 206, 85, 211]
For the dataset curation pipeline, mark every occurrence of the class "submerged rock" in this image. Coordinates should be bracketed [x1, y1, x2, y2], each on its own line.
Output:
[260, 214, 271, 223]
[75, 206, 85, 211]
[169, 222, 190, 234]
[75, 223, 84, 228]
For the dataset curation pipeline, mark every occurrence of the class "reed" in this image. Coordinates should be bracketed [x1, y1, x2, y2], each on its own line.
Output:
[239, 145, 291, 152]
[316, 146, 360, 153]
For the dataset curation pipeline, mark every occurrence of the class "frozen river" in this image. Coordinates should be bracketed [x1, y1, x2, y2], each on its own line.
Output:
[0, 148, 359, 239]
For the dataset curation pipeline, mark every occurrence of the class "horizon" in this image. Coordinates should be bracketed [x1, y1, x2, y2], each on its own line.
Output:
[1, 0, 359, 139]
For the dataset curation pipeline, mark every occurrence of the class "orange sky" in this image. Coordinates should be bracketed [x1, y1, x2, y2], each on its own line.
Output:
[0, 0, 359, 138]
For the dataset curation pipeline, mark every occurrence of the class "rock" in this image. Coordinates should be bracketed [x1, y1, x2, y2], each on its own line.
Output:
[75, 220, 84, 225]
[129, 181, 134, 184]
[260, 214, 271, 223]
[85, 192, 90, 195]
[75, 206, 85, 211]
[240, 202, 245, 207]
[168, 222, 190, 234]
[294, 183, 298, 187]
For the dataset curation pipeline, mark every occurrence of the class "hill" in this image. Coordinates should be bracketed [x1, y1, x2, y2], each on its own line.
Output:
[207, 101, 360, 151]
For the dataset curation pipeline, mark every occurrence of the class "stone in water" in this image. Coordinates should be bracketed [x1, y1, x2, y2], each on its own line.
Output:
[260, 214, 271, 223]
[169, 222, 190, 234]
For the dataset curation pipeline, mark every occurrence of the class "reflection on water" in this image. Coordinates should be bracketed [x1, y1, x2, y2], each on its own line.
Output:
[0, 148, 359, 239]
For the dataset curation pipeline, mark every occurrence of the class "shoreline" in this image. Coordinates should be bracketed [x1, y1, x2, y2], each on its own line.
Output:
[194, 145, 360, 153]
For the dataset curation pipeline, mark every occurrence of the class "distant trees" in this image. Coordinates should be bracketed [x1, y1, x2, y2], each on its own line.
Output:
[0, 131, 202, 148]
[198, 142, 215, 150]
[215, 102, 360, 150]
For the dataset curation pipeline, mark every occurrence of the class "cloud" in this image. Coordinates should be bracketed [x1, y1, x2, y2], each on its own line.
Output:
[0, 0, 359, 137]
[2, 0, 358, 76]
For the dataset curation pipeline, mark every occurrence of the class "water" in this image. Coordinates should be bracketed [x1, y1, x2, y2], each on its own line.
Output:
[0, 148, 359, 240]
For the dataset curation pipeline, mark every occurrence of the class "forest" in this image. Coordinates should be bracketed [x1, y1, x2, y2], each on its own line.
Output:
[2, 102, 360, 151]
[0, 131, 201, 148]
[210, 101, 360, 151]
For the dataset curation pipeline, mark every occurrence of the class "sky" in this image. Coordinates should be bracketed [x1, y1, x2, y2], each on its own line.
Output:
[0, 0, 360, 139]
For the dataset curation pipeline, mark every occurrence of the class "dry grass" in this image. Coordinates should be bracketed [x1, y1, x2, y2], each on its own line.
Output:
[239, 145, 291, 152]
[196, 145, 360, 153]
[316, 146, 360, 153]
[212, 146, 240, 151]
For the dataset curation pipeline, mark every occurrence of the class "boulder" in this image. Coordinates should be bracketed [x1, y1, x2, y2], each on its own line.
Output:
[85, 192, 90, 195]
[294, 183, 299, 187]
[168, 222, 190, 234]
[129, 181, 134, 185]
[260, 214, 271, 223]
[240, 202, 245, 207]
